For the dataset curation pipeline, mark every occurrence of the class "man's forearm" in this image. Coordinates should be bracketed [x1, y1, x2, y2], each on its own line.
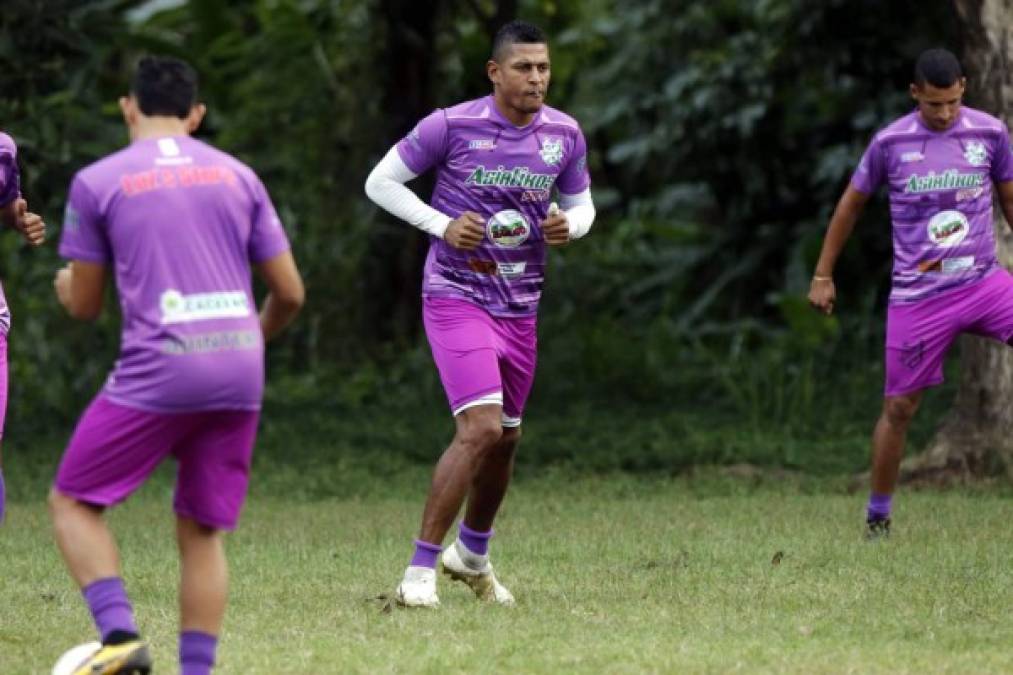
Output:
[260, 293, 302, 342]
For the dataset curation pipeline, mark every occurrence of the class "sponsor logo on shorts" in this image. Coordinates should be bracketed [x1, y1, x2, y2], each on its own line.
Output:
[160, 289, 251, 324]
[905, 169, 985, 193]
[468, 139, 496, 150]
[900, 151, 924, 163]
[539, 137, 564, 166]
[963, 141, 987, 166]
[926, 210, 969, 248]
[486, 210, 530, 248]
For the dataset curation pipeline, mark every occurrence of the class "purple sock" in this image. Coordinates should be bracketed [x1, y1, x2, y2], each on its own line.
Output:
[867, 492, 892, 520]
[82, 577, 138, 642]
[410, 539, 442, 568]
[458, 522, 493, 556]
[180, 631, 217, 675]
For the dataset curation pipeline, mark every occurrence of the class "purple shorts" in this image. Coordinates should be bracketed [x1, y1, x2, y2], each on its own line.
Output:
[54, 396, 260, 529]
[886, 269, 1013, 397]
[423, 296, 537, 427]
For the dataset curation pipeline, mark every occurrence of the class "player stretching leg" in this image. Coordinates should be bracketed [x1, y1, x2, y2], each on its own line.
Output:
[0, 131, 47, 525]
[809, 48, 1013, 539]
[366, 20, 595, 607]
[50, 56, 304, 673]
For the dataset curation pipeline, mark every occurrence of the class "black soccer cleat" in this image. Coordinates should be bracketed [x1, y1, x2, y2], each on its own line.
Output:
[865, 516, 891, 541]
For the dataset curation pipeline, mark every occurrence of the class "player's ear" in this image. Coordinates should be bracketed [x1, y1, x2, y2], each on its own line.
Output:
[909, 83, 920, 101]
[186, 103, 207, 134]
[487, 60, 500, 87]
[119, 96, 136, 127]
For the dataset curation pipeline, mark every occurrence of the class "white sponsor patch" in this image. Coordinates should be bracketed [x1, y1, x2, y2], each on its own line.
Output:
[900, 151, 924, 163]
[160, 289, 251, 324]
[158, 138, 181, 156]
[468, 139, 496, 150]
[486, 209, 530, 248]
[926, 210, 969, 248]
[941, 256, 974, 273]
[496, 262, 526, 278]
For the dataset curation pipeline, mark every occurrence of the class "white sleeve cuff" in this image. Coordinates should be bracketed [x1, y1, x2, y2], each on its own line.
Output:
[558, 188, 596, 240]
[364, 147, 452, 238]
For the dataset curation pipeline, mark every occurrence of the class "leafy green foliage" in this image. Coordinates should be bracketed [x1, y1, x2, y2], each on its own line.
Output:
[0, 0, 970, 464]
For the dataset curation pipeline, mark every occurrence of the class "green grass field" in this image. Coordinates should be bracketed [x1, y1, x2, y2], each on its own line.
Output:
[2, 469, 1010, 674]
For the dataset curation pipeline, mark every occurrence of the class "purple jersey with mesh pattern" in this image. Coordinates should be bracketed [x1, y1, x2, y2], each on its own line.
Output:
[0, 132, 20, 334]
[397, 95, 590, 317]
[59, 135, 290, 412]
[851, 107, 1013, 304]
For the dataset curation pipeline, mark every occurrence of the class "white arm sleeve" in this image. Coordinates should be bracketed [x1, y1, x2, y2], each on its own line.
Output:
[364, 147, 452, 239]
[558, 188, 596, 240]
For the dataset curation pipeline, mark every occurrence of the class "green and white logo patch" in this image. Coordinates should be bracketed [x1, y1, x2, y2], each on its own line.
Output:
[927, 210, 969, 248]
[486, 209, 530, 248]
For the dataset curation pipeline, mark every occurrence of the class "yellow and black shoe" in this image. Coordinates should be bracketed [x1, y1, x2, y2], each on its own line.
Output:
[70, 640, 152, 675]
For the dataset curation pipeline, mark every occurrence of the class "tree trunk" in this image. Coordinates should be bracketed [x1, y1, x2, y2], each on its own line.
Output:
[902, 0, 1013, 484]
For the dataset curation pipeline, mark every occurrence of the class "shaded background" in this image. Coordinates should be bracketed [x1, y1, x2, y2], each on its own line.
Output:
[0, 0, 969, 479]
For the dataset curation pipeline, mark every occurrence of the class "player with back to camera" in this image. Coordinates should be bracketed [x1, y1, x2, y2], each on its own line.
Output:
[50, 55, 304, 674]
[809, 48, 1013, 539]
[365, 19, 596, 607]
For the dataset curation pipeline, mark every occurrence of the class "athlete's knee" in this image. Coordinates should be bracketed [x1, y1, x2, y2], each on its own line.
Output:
[498, 426, 522, 449]
[456, 414, 503, 450]
[882, 395, 921, 428]
[48, 488, 100, 521]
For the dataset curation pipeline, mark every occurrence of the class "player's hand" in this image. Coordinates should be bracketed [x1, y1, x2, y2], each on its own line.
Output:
[13, 199, 46, 246]
[54, 265, 73, 310]
[541, 203, 569, 246]
[445, 211, 485, 250]
[808, 277, 836, 315]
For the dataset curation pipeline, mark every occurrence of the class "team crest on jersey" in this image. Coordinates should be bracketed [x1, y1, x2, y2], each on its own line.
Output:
[964, 141, 987, 166]
[926, 210, 969, 248]
[539, 137, 564, 166]
[487, 209, 530, 248]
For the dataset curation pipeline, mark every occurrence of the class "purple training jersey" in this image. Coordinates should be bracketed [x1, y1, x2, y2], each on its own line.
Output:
[59, 135, 290, 412]
[0, 132, 20, 335]
[397, 95, 591, 317]
[852, 107, 1013, 304]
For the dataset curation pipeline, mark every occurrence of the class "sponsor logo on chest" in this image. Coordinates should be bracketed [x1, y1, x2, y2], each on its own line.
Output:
[465, 165, 556, 190]
[904, 169, 985, 193]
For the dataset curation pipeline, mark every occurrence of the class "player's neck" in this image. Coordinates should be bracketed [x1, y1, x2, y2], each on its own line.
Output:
[130, 117, 190, 142]
[492, 94, 536, 128]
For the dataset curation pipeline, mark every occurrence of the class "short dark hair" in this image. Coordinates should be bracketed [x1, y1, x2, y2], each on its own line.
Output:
[131, 55, 198, 119]
[913, 48, 963, 88]
[491, 20, 548, 62]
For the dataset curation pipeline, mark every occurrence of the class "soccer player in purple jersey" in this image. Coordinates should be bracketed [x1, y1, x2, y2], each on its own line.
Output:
[809, 49, 1013, 539]
[49, 56, 304, 674]
[365, 20, 595, 607]
[0, 131, 47, 525]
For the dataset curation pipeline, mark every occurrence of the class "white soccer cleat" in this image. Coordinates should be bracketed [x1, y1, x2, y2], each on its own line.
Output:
[395, 565, 440, 608]
[439, 541, 516, 607]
